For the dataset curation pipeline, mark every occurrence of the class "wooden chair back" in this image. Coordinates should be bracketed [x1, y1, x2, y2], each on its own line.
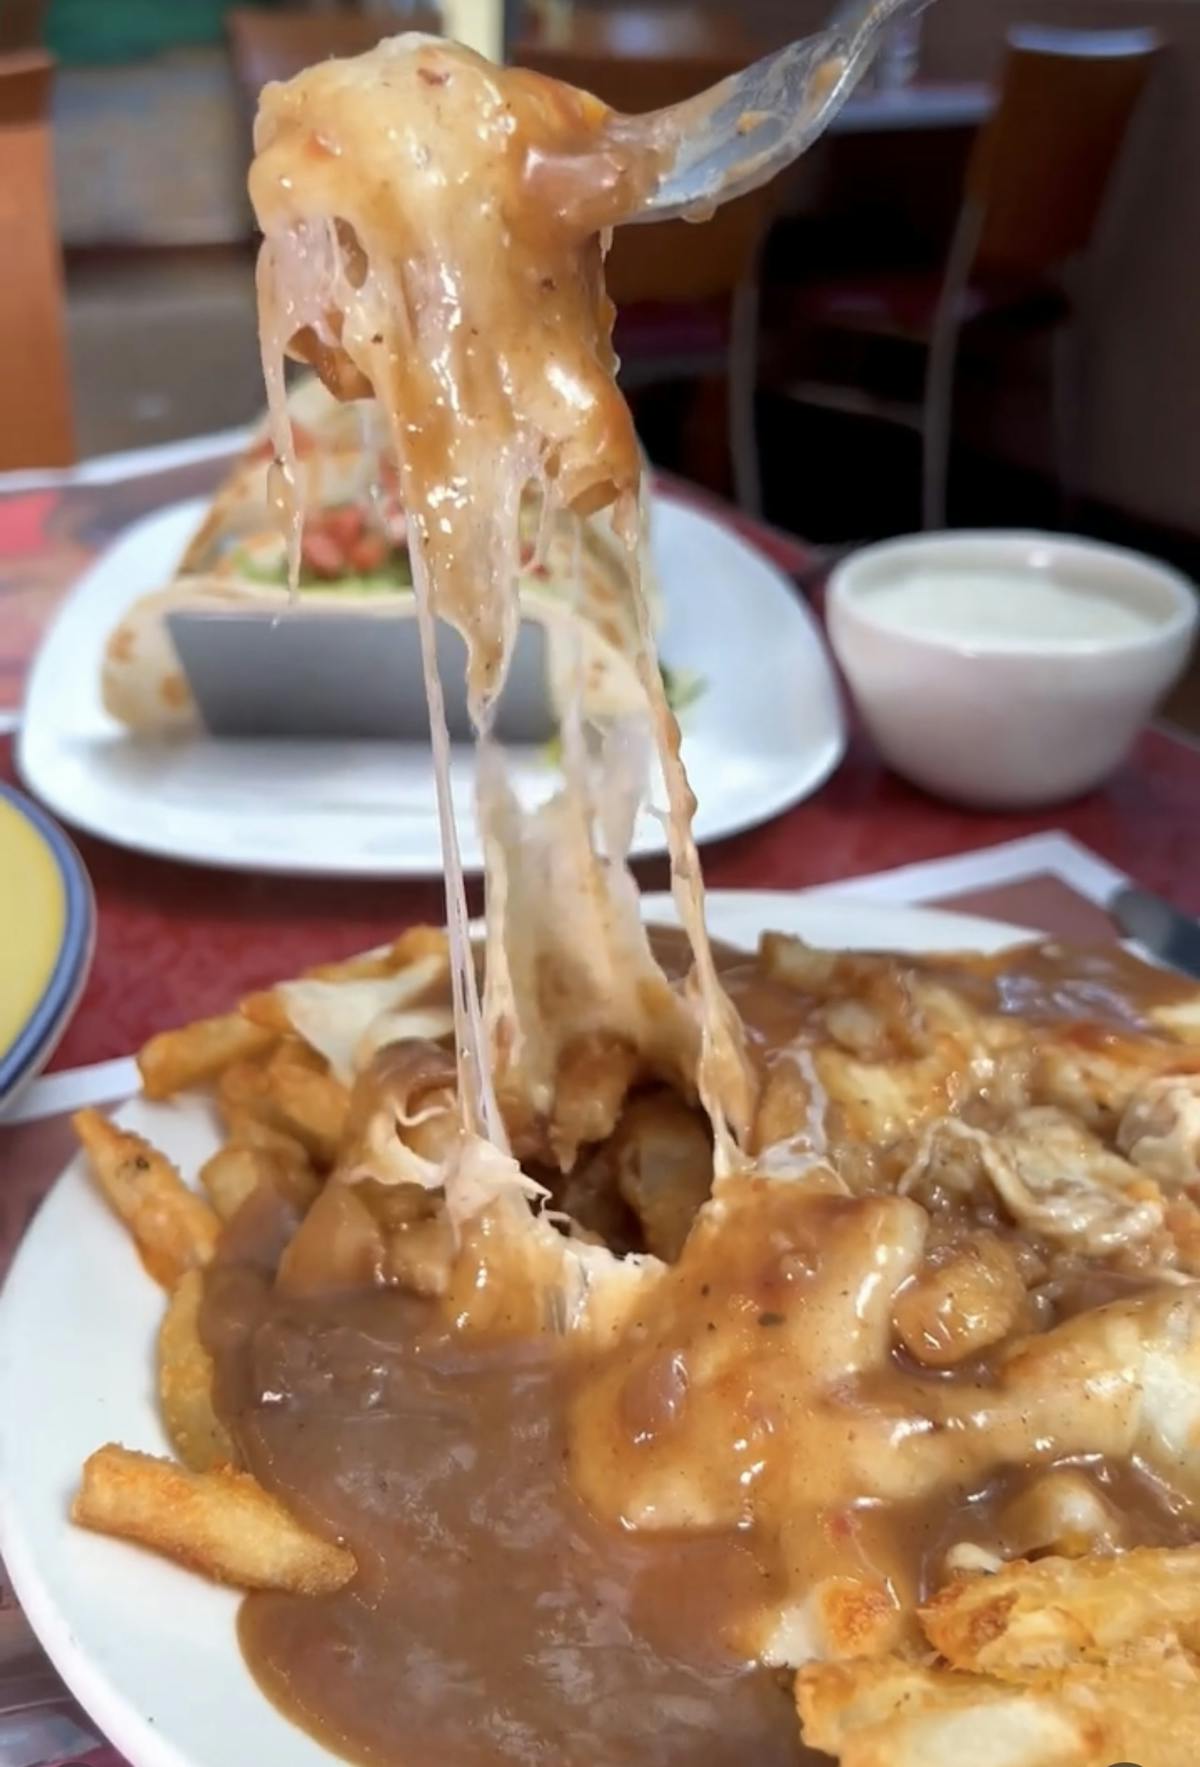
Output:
[516, 46, 775, 305]
[0, 49, 74, 468]
[968, 24, 1161, 277]
[227, 6, 441, 100]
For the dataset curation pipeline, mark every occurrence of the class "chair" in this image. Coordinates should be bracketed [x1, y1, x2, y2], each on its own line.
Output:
[517, 6, 763, 64]
[0, 0, 47, 52]
[517, 45, 778, 513]
[226, 6, 441, 101]
[769, 26, 1161, 529]
[0, 49, 74, 469]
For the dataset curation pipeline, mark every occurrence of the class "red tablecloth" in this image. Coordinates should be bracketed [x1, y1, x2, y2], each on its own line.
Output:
[3, 455, 1200, 1070]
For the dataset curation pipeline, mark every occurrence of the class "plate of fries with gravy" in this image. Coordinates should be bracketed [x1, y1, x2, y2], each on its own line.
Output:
[8, 892, 1200, 1767]
[7, 29, 1200, 1767]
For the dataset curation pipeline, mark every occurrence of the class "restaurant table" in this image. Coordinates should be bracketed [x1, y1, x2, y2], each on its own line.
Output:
[3, 436, 1200, 1767]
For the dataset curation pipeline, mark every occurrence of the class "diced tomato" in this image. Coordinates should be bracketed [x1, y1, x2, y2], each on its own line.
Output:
[823, 1508, 856, 1543]
[300, 528, 346, 578]
[319, 505, 366, 548]
[347, 532, 390, 574]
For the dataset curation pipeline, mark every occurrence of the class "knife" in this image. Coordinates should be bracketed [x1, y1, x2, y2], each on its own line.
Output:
[1110, 886, 1200, 980]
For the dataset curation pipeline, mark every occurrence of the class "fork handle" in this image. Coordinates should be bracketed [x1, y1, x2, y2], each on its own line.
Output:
[636, 0, 937, 221]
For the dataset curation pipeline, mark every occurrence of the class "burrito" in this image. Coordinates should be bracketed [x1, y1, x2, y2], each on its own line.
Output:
[101, 376, 668, 737]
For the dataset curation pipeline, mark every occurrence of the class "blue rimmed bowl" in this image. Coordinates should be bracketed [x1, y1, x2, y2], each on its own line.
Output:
[0, 783, 95, 1114]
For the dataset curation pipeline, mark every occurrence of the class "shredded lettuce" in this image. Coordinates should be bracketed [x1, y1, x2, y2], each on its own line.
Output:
[231, 546, 414, 594]
[660, 662, 705, 713]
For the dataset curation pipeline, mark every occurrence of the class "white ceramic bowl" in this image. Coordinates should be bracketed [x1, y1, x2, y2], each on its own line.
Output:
[828, 531, 1198, 808]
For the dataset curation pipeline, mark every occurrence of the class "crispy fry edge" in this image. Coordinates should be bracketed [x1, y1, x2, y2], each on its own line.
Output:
[72, 1446, 356, 1595]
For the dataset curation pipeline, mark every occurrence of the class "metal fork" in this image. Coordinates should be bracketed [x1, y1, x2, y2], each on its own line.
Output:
[634, 0, 933, 222]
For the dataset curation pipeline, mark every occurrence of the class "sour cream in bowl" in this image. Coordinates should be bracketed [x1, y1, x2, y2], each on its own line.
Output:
[828, 531, 1198, 808]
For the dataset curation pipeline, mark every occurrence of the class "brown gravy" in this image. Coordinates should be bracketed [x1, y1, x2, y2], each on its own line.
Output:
[203, 1235, 808, 1767]
[950, 939, 1199, 1032]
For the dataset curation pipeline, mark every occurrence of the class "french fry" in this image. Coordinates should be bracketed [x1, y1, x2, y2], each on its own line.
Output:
[609, 1091, 714, 1263]
[238, 989, 293, 1034]
[73, 1446, 356, 1594]
[264, 1047, 350, 1167]
[73, 1110, 220, 1287]
[199, 1142, 319, 1223]
[138, 1013, 277, 1100]
[272, 1036, 326, 1075]
[307, 925, 448, 985]
[216, 1056, 277, 1125]
[158, 1271, 237, 1472]
[239, 926, 449, 1036]
[218, 1107, 310, 1166]
[217, 1053, 349, 1167]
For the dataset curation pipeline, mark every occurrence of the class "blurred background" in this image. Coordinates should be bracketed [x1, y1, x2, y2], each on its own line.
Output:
[3, 0, 1198, 593]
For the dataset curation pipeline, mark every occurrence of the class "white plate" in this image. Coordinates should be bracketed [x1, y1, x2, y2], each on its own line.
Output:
[0, 892, 1028, 1767]
[18, 495, 845, 876]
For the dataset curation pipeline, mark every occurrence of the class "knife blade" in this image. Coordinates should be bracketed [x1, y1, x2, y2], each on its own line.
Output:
[1110, 886, 1200, 979]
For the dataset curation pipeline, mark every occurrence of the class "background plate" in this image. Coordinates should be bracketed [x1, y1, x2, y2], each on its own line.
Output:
[0, 892, 1027, 1767]
[0, 784, 94, 1112]
[18, 494, 845, 876]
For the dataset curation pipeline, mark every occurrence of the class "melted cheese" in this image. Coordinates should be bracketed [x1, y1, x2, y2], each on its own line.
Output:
[249, 31, 753, 1200]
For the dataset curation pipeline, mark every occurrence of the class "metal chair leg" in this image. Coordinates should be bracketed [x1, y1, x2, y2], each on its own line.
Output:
[728, 279, 762, 517]
[921, 310, 960, 531]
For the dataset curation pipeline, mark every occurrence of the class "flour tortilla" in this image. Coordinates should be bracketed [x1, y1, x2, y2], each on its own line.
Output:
[103, 376, 661, 736]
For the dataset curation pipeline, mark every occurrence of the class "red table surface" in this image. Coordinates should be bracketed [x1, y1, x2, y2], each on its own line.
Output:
[3, 466, 1200, 1072]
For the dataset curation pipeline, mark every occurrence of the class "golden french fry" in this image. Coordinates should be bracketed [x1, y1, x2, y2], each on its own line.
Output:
[218, 1107, 311, 1165]
[307, 925, 447, 985]
[217, 1052, 347, 1166]
[72, 1445, 356, 1594]
[238, 989, 293, 1034]
[264, 1049, 350, 1167]
[273, 1035, 326, 1075]
[216, 1056, 276, 1122]
[199, 1142, 319, 1223]
[138, 1013, 277, 1100]
[73, 1109, 220, 1287]
[614, 1092, 713, 1263]
[158, 1271, 237, 1472]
